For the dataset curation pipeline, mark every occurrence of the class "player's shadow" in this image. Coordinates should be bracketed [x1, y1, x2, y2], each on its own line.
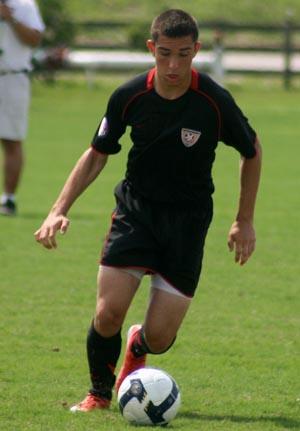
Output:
[179, 412, 299, 429]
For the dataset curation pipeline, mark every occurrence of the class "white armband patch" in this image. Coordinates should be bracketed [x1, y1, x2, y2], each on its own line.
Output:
[98, 117, 109, 137]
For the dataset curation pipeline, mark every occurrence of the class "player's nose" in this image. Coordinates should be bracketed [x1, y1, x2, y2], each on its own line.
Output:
[168, 56, 179, 70]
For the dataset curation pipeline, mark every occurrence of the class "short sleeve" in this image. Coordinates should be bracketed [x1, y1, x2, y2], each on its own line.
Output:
[220, 90, 257, 159]
[91, 89, 127, 154]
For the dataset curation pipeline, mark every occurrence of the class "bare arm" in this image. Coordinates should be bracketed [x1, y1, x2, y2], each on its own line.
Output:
[0, 3, 42, 47]
[228, 138, 262, 265]
[35, 148, 108, 249]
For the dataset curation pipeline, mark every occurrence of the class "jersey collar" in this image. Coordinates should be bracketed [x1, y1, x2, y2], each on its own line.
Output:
[147, 68, 199, 91]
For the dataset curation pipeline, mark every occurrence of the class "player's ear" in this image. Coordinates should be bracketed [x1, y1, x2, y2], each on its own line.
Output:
[193, 41, 201, 56]
[147, 39, 155, 55]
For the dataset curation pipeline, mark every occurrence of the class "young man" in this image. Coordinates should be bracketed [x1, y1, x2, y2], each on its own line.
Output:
[0, 0, 45, 215]
[35, 9, 262, 412]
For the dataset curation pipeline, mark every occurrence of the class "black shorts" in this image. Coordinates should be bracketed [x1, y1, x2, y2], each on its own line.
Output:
[101, 186, 213, 297]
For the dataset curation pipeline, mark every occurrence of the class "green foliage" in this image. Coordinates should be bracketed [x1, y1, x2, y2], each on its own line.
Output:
[40, 0, 300, 50]
[128, 22, 150, 50]
[0, 76, 299, 430]
[37, 0, 76, 46]
[61, 0, 300, 24]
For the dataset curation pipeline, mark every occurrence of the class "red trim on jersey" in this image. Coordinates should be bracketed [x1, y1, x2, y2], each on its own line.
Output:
[107, 363, 116, 373]
[197, 90, 222, 140]
[100, 210, 117, 260]
[99, 264, 193, 299]
[121, 69, 155, 121]
[148, 68, 198, 91]
[100, 264, 154, 275]
[147, 68, 156, 89]
[191, 72, 222, 140]
[190, 68, 199, 90]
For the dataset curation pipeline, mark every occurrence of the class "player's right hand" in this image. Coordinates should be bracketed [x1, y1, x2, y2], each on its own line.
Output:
[34, 214, 70, 249]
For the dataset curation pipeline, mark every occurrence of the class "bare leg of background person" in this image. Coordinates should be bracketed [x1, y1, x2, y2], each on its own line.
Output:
[1, 139, 24, 194]
[0, 139, 24, 215]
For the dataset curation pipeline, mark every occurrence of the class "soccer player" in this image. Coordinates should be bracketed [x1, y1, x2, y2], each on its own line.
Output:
[0, 0, 45, 215]
[35, 9, 262, 412]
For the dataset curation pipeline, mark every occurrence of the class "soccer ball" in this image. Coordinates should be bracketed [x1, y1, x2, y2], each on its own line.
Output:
[117, 367, 181, 426]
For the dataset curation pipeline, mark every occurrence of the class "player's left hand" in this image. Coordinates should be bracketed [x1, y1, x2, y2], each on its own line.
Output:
[227, 220, 256, 265]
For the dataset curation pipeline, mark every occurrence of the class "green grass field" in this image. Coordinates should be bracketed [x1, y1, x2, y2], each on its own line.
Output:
[0, 74, 299, 431]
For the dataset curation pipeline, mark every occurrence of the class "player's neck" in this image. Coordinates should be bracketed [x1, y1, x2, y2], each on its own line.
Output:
[154, 72, 191, 100]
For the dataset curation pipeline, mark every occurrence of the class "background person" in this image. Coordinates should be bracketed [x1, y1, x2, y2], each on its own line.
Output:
[0, 0, 44, 216]
[35, 9, 262, 413]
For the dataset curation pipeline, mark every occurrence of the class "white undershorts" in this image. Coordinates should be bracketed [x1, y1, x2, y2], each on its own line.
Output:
[0, 73, 30, 141]
[100, 265, 189, 299]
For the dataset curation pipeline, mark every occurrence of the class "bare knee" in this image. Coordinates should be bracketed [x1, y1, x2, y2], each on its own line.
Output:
[94, 300, 124, 337]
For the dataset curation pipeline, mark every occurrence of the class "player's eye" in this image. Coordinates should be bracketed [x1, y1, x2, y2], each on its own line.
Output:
[179, 52, 189, 57]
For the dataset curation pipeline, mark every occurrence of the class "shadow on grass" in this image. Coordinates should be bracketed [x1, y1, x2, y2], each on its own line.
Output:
[179, 412, 299, 429]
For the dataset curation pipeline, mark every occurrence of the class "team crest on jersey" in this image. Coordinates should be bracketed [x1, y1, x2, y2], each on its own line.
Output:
[98, 117, 109, 137]
[181, 128, 201, 147]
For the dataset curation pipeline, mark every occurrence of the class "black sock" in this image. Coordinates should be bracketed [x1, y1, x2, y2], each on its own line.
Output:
[131, 326, 176, 356]
[87, 322, 122, 399]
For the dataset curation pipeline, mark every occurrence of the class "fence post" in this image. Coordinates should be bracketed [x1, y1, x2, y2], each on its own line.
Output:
[213, 29, 224, 85]
[283, 10, 293, 90]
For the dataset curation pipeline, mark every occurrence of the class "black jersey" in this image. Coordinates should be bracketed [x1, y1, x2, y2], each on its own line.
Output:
[92, 68, 256, 205]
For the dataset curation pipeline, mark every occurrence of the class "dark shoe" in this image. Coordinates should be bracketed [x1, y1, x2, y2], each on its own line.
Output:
[0, 199, 17, 216]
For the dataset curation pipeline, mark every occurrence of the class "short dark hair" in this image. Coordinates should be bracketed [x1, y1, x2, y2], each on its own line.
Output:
[151, 9, 199, 42]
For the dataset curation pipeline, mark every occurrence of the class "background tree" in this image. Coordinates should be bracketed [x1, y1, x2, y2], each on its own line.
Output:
[37, 0, 76, 47]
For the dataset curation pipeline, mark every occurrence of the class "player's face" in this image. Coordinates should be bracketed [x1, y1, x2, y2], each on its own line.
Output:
[147, 35, 200, 88]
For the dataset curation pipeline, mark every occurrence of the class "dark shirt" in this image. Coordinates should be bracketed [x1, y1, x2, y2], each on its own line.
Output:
[92, 68, 257, 205]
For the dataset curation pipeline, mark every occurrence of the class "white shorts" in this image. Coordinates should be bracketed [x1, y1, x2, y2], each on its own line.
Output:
[100, 265, 190, 299]
[0, 73, 30, 141]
